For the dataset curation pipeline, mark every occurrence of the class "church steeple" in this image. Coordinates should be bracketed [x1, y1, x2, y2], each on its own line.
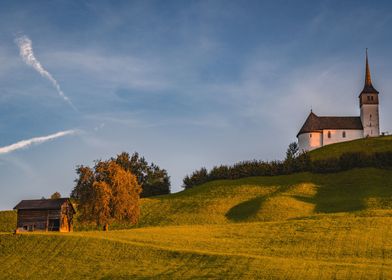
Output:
[361, 49, 379, 94]
[359, 49, 380, 137]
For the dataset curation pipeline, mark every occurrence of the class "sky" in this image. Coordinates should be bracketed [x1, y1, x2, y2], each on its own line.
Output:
[1, 0, 392, 210]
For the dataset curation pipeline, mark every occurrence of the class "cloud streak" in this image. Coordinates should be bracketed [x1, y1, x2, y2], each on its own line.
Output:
[0, 130, 78, 155]
[15, 35, 77, 110]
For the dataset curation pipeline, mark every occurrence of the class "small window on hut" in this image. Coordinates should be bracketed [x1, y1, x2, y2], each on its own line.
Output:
[328, 131, 331, 138]
[342, 131, 346, 138]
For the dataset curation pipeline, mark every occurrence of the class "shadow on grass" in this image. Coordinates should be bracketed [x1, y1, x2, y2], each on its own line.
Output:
[226, 169, 392, 220]
[225, 196, 266, 222]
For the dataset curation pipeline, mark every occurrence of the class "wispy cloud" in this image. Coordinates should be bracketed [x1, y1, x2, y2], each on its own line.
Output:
[15, 35, 77, 110]
[0, 130, 78, 155]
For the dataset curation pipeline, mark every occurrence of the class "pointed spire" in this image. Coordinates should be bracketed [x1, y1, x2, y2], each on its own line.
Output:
[360, 49, 379, 94]
[365, 48, 372, 86]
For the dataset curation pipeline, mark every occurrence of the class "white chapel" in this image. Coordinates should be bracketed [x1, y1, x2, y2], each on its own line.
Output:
[297, 51, 380, 152]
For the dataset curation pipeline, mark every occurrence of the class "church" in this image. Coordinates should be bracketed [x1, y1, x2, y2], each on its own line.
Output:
[297, 51, 380, 152]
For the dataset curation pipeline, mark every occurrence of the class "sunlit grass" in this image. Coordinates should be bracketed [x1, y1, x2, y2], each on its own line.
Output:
[309, 135, 392, 160]
[1, 216, 391, 279]
[1, 166, 392, 279]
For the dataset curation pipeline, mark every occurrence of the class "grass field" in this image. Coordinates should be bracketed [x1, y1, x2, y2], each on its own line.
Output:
[1, 166, 392, 279]
[1, 216, 391, 279]
[309, 135, 392, 160]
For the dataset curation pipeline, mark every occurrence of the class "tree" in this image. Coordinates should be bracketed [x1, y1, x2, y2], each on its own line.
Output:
[286, 142, 299, 161]
[114, 152, 170, 197]
[284, 142, 300, 173]
[71, 160, 142, 229]
[182, 167, 208, 189]
[91, 181, 112, 228]
[50, 192, 61, 199]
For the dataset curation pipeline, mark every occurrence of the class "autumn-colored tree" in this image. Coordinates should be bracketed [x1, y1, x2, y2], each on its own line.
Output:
[91, 181, 112, 227]
[50, 192, 61, 199]
[71, 161, 142, 229]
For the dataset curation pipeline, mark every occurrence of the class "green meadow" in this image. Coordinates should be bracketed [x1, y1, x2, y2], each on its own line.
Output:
[1, 137, 392, 279]
[309, 135, 392, 160]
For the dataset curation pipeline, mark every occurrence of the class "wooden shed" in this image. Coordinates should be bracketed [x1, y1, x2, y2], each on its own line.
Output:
[13, 198, 76, 232]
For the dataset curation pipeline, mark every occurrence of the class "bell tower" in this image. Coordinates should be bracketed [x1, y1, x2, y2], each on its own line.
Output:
[359, 49, 380, 137]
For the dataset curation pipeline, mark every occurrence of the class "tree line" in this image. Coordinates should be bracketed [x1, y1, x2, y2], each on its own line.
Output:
[183, 143, 392, 189]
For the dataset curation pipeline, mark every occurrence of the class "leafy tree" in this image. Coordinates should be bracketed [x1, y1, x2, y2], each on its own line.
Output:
[50, 192, 61, 199]
[183, 167, 208, 189]
[114, 152, 170, 197]
[91, 181, 112, 228]
[71, 160, 142, 229]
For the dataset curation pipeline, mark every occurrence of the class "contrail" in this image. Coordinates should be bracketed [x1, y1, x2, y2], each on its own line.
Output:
[15, 35, 77, 110]
[0, 130, 77, 155]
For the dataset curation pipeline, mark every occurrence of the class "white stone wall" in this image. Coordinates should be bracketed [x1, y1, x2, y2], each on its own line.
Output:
[322, 129, 363, 146]
[361, 104, 380, 137]
[298, 132, 323, 152]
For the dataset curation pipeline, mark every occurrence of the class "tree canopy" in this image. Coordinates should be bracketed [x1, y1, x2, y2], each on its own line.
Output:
[114, 152, 170, 197]
[50, 192, 61, 199]
[71, 160, 142, 228]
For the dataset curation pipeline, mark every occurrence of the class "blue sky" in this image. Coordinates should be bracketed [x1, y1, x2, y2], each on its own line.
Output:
[1, 0, 392, 209]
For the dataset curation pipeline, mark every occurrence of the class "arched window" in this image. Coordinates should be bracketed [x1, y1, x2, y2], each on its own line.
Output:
[342, 131, 346, 138]
[328, 131, 331, 138]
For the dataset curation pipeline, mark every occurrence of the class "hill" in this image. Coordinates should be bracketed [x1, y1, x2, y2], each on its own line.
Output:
[1, 167, 392, 278]
[309, 135, 392, 160]
[138, 168, 392, 227]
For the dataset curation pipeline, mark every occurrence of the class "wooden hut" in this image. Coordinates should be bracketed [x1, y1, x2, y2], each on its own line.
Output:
[13, 198, 75, 232]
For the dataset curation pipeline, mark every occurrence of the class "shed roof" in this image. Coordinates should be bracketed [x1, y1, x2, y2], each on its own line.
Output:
[13, 198, 75, 212]
[297, 112, 363, 137]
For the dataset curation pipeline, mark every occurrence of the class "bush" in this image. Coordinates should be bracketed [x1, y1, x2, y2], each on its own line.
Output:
[182, 151, 392, 189]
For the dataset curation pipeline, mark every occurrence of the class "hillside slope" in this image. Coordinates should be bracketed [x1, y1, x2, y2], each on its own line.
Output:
[1, 168, 392, 231]
[1, 166, 392, 279]
[138, 168, 392, 227]
[309, 135, 392, 160]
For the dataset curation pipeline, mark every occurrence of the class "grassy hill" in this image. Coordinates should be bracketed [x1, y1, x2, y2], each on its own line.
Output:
[1, 166, 392, 279]
[1, 138, 392, 278]
[309, 135, 392, 160]
[0, 216, 391, 279]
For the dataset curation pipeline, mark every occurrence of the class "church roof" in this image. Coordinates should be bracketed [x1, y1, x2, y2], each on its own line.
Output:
[297, 111, 363, 137]
[360, 49, 379, 95]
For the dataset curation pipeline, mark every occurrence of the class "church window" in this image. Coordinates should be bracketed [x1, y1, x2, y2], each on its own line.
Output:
[367, 96, 371, 101]
[310, 133, 312, 138]
[371, 96, 374, 101]
[342, 131, 346, 138]
[328, 131, 331, 138]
